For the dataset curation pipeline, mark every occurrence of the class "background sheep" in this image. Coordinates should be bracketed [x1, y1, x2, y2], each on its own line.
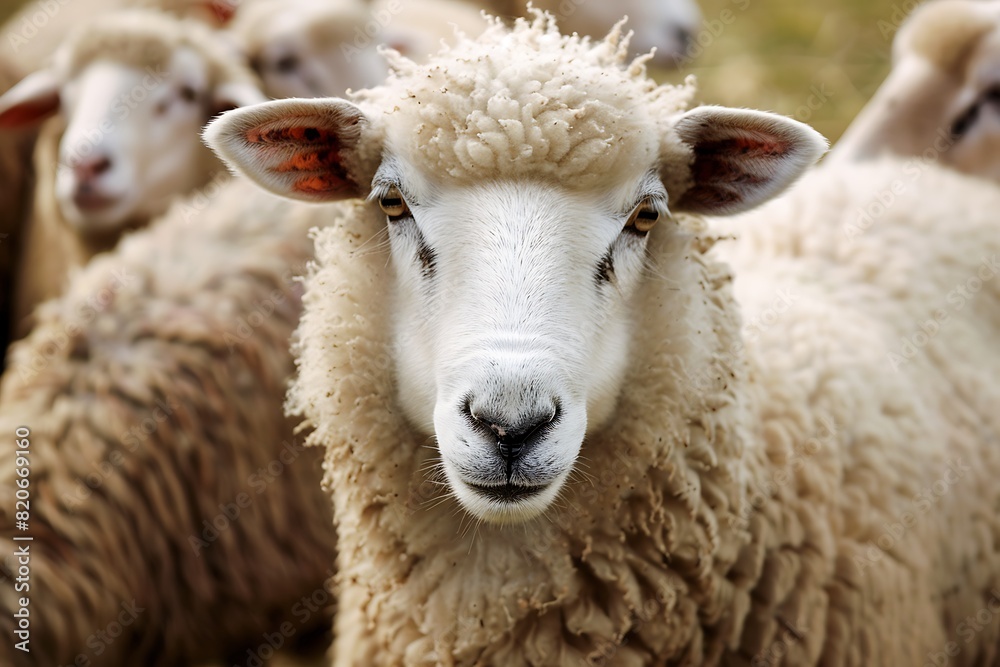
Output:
[227, 0, 485, 100]
[0, 176, 337, 667]
[207, 13, 1000, 665]
[484, 0, 702, 67]
[0, 9, 265, 341]
[832, 0, 1000, 179]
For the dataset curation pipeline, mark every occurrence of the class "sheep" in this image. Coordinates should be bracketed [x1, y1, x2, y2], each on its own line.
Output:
[832, 0, 1000, 180]
[205, 12, 1000, 665]
[0, 174, 337, 667]
[482, 0, 702, 67]
[227, 0, 485, 100]
[0, 9, 266, 339]
[1, 0, 238, 73]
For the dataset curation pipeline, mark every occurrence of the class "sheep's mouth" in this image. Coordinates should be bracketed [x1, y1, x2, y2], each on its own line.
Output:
[465, 481, 547, 503]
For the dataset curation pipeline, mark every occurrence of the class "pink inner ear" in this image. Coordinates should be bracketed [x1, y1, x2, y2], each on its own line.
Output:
[244, 124, 353, 195]
[204, 0, 237, 24]
[691, 133, 790, 184]
[0, 94, 59, 128]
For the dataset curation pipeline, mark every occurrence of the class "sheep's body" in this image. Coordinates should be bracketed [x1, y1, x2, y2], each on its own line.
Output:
[225, 18, 1000, 665]
[5, 10, 262, 339]
[832, 0, 1000, 179]
[0, 178, 337, 667]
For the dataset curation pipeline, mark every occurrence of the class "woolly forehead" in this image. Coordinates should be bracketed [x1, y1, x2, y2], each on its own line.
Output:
[56, 12, 250, 86]
[355, 19, 692, 190]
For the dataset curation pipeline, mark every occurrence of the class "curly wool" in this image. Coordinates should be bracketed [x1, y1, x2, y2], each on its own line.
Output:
[354, 12, 695, 190]
[0, 180, 337, 667]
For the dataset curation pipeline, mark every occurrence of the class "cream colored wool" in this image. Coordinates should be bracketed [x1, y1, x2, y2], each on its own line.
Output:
[356, 17, 695, 191]
[11, 10, 261, 339]
[281, 17, 1000, 666]
[0, 178, 337, 666]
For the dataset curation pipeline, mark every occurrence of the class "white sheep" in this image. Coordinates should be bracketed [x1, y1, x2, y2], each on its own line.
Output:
[227, 0, 486, 100]
[483, 0, 702, 67]
[0, 9, 265, 339]
[832, 0, 1000, 179]
[204, 11, 1000, 665]
[0, 175, 337, 667]
[1, 0, 238, 73]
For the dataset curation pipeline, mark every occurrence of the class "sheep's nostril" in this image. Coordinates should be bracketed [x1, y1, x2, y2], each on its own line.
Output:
[468, 408, 557, 465]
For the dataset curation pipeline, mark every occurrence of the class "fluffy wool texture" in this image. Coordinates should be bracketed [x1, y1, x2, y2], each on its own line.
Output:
[11, 9, 261, 339]
[354, 16, 695, 192]
[0, 178, 337, 667]
[284, 19, 1000, 667]
[832, 0, 1000, 178]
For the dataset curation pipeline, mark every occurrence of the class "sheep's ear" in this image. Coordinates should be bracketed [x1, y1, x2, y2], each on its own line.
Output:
[203, 98, 369, 202]
[0, 69, 61, 128]
[671, 106, 828, 215]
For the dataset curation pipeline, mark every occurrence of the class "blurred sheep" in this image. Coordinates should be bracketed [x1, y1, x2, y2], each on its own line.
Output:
[0, 175, 337, 667]
[228, 0, 486, 99]
[0, 9, 265, 339]
[832, 0, 1000, 180]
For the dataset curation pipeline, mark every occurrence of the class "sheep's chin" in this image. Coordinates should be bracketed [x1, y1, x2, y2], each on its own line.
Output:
[444, 466, 569, 525]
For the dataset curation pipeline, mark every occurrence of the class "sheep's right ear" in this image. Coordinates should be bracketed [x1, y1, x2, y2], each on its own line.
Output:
[0, 69, 61, 128]
[203, 98, 370, 202]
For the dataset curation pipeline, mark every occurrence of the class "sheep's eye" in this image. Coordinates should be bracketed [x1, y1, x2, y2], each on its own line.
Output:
[179, 85, 198, 103]
[275, 54, 299, 73]
[986, 86, 1000, 104]
[951, 103, 980, 138]
[379, 186, 410, 219]
[625, 199, 660, 234]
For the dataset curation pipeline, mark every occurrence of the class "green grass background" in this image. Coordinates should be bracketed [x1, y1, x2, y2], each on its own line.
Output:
[657, 0, 907, 144]
[0, 0, 908, 143]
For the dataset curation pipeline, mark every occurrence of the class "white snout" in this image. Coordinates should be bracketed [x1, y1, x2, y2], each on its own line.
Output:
[433, 347, 587, 524]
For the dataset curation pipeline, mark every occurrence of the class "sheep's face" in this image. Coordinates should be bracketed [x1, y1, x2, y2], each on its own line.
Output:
[53, 49, 217, 232]
[0, 45, 264, 235]
[244, 9, 386, 99]
[943, 30, 1000, 180]
[205, 92, 826, 524]
[370, 158, 666, 522]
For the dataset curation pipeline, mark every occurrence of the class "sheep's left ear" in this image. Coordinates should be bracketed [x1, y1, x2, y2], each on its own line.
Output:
[670, 106, 828, 215]
[204, 97, 371, 202]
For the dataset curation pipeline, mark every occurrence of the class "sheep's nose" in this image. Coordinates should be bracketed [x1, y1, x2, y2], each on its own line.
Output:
[466, 405, 558, 465]
[73, 154, 113, 181]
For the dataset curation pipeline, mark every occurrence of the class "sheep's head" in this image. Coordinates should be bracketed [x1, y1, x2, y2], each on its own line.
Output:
[206, 13, 825, 524]
[0, 10, 264, 235]
[229, 0, 386, 100]
[835, 0, 1000, 179]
